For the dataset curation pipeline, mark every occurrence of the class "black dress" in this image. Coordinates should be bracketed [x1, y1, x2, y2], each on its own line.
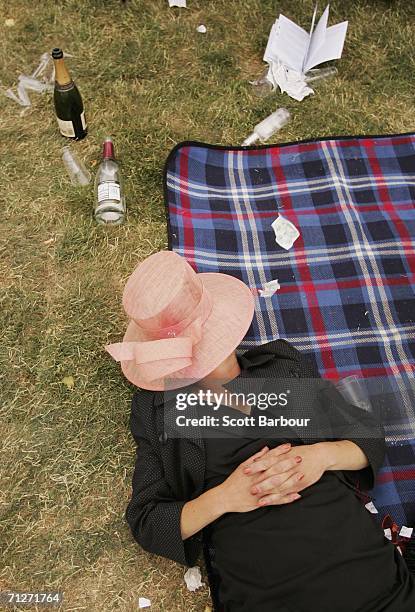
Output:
[125, 340, 415, 610]
[202, 402, 415, 612]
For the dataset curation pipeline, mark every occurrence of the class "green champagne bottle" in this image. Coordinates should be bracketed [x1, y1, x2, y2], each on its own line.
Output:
[52, 48, 87, 140]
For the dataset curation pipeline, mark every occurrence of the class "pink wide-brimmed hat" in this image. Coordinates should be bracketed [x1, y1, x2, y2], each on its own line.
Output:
[105, 251, 255, 391]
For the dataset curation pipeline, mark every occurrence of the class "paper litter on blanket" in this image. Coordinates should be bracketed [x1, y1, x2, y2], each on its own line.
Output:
[365, 501, 378, 514]
[399, 526, 413, 539]
[263, 5, 348, 101]
[272, 215, 300, 250]
[259, 279, 281, 298]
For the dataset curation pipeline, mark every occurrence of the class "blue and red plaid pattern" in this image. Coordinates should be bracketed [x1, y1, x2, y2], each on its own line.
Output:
[164, 134, 415, 526]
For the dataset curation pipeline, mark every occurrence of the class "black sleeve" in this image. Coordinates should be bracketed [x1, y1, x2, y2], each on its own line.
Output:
[125, 392, 202, 567]
[319, 380, 386, 491]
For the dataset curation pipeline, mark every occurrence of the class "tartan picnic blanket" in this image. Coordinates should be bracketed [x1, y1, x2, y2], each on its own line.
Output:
[164, 133, 415, 527]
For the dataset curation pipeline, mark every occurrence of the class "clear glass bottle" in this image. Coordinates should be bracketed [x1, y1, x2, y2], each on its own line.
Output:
[94, 137, 126, 225]
[62, 146, 91, 186]
[242, 108, 290, 146]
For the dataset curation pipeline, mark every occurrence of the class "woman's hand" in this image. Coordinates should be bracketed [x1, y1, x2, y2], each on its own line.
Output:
[218, 444, 301, 512]
[247, 443, 331, 505]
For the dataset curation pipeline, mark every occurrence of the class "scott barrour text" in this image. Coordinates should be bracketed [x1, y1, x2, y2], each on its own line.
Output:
[176, 414, 311, 428]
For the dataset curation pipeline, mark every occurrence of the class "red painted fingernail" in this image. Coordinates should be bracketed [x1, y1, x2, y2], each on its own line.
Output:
[295, 456, 302, 463]
[251, 487, 258, 494]
[244, 467, 251, 473]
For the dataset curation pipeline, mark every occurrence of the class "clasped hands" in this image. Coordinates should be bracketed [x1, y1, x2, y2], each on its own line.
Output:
[219, 442, 331, 513]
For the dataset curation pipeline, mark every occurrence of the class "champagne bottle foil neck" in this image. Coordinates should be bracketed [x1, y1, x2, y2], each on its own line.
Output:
[53, 51, 72, 87]
[55, 80, 74, 91]
[102, 139, 115, 160]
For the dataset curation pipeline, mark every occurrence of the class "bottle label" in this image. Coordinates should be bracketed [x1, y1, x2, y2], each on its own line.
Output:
[56, 112, 86, 137]
[98, 182, 121, 203]
[57, 118, 75, 137]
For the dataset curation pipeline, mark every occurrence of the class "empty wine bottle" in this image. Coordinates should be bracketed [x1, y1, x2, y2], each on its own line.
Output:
[94, 137, 126, 225]
[52, 48, 87, 140]
[242, 108, 290, 146]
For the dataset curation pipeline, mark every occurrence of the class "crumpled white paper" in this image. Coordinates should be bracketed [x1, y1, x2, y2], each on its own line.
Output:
[364, 501, 378, 514]
[138, 597, 151, 608]
[399, 525, 413, 539]
[258, 279, 281, 298]
[272, 215, 300, 250]
[168, 0, 186, 7]
[184, 566, 204, 592]
[261, 6, 347, 101]
[196, 25, 207, 33]
[266, 60, 314, 102]
[384, 528, 392, 541]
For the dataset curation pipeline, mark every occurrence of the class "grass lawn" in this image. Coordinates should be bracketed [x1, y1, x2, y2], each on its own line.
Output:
[1, 0, 414, 610]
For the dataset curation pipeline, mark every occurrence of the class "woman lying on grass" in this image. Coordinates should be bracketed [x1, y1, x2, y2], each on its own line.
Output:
[106, 251, 415, 612]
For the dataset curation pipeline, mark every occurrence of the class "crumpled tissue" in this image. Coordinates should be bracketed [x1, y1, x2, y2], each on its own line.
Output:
[266, 59, 314, 102]
[184, 566, 204, 592]
[259, 279, 281, 298]
[272, 215, 300, 250]
[399, 526, 413, 539]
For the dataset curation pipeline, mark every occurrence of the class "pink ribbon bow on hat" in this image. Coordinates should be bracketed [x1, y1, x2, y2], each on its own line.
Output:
[105, 316, 204, 383]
